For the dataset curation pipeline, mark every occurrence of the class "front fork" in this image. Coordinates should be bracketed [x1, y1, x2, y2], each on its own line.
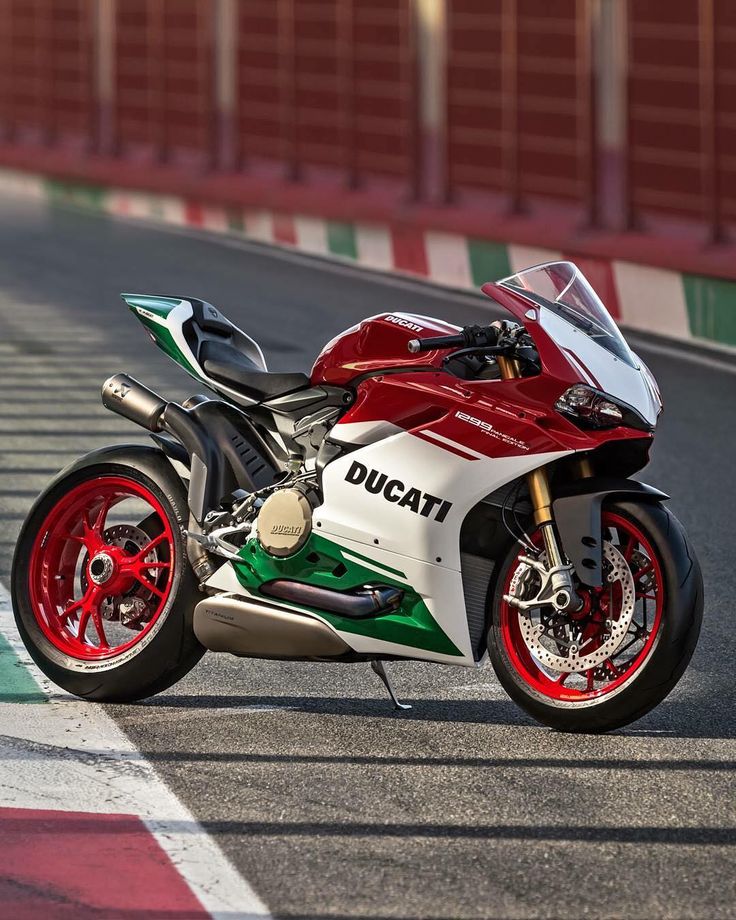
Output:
[497, 355, 591, 613]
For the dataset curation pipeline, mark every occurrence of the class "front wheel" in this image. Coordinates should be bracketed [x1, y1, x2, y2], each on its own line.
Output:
[11, 446, 205, 702]
[488, 500, 703, 733]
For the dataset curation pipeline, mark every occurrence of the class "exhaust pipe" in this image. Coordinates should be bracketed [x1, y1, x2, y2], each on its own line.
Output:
[193, 595, 351, 658]
[101, 373, 220, 522]
[260, 580, 403, 618]
[102, 373, 167, 431]
[101, 373, 280, 525]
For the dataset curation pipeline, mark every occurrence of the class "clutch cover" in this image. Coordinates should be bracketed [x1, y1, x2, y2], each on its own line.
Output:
[256, 488, 313, 557]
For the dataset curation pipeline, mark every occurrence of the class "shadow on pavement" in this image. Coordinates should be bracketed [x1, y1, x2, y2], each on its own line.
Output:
[128, 693, 736, 739]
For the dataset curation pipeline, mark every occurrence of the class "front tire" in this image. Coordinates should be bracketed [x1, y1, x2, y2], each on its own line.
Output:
[11, 446, 205, 702]
[488, 500, 703, 733]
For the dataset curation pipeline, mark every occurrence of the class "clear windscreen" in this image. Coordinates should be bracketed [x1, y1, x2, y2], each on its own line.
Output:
[498, 261, 637, 368]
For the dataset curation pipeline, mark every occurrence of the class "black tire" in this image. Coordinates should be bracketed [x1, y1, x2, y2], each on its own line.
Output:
[487, 500, 703, 733]
[11, 445, 205, 702]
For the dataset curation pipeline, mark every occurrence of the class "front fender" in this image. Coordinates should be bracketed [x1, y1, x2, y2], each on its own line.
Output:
[553, 477, 669, 587]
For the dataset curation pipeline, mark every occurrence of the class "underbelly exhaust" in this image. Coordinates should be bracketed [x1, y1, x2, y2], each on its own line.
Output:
[193, 595, 351, 659]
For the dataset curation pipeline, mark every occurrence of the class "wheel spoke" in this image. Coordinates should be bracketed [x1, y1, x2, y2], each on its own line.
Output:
[604, 659, 620, 677]
[60, 597, 85, 622]
[134, 532, 167, 561]
[623, 534, 637, 562]
[131, 569, 165, 598]
[76, 606, 92, 641]
[586, 669, 595, 692]
[91, 494, 114, 536]
[633, 563, 653, 582]
[90, 609, 109, 648]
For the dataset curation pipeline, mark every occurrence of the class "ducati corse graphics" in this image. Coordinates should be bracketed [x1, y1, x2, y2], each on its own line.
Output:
[11, 261, 702, 732]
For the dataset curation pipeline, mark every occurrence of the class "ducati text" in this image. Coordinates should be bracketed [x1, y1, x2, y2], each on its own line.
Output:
[344, 461, 453, 522]
[385, 315, 423, 333]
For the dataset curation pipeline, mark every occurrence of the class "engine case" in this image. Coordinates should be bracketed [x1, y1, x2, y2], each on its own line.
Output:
[256, 487, 313, 557]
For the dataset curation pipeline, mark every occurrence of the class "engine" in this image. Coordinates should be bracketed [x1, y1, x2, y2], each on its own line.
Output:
[198, 474, 321, 562]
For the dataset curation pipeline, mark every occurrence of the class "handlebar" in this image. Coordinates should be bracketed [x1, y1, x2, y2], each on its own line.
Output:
[407, 324, 501, 354]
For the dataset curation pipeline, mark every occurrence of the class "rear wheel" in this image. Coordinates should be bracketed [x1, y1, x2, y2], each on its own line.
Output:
[488, 501, 703, 732]
[11, 447, 205, 701]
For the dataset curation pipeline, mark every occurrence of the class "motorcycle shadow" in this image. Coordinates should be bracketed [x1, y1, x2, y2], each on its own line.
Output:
[133, 694, 735, 738]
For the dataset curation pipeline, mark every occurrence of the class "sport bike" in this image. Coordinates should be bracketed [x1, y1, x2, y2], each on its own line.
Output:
[12, 261, 703, 732]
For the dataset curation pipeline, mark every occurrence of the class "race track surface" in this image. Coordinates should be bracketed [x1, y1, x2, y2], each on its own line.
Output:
[0, 195, 734, 919]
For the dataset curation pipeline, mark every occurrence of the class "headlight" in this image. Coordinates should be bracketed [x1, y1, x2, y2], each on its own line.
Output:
[555, 384, 624, 428]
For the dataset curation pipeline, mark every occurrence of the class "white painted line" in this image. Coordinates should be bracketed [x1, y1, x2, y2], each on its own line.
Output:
[0, 585, 271, 920]
[294, 215, 328, 255]
[202, 206, 229, 233]
[508, 244, 562, 274]
[244, 210, 274, 243]
[419, 429, 485, 460]
[355, 222, 393, 270]
[614, 261, 691, 340]
[425, 231, 472, 288]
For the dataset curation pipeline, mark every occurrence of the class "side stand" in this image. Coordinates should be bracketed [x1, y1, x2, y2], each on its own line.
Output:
[371, 660, 412, 711]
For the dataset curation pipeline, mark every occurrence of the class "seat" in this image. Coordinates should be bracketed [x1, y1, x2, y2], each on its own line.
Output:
[200, 339, 310, 403]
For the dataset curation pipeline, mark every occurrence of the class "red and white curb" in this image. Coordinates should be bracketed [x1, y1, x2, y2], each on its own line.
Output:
[1, 166, 734, 352]
[0, 583, 271, 919]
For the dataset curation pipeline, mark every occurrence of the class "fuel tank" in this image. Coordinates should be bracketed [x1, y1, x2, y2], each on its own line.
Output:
[310, 312, 461, 387]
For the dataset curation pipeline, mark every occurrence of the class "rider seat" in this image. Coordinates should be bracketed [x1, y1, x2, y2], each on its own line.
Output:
[184, 298, 311, 403]
[199, 339, 310, 403]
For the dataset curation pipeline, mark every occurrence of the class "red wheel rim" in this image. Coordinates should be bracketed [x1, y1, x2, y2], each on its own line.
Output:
[28, 476, 175, 660]
[499, 511, 664, 702]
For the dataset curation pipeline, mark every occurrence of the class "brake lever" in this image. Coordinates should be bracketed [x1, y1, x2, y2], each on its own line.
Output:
[441, 344, 511, 365]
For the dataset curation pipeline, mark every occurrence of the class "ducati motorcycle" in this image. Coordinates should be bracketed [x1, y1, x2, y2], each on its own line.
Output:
[12, 261, 703, 732]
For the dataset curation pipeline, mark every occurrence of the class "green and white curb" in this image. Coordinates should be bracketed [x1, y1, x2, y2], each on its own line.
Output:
[1, 167, 735, 351]
[0, 583, 271, 918]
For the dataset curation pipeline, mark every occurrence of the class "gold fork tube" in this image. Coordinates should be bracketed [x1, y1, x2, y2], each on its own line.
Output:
[496, 351, 557, 529]
[527, 467, 554, 527]
[496, 355, 521, 380]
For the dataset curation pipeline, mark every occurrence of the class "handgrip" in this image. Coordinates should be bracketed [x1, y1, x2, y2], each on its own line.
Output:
[407, 333, 467, 353]
[407, 324, 501, 354]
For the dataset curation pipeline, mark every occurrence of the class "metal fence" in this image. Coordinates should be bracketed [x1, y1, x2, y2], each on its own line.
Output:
[0, 0, 730, 242]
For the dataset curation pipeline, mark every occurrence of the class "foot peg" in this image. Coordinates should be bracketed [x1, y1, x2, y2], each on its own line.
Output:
[371, 660, 412, 711]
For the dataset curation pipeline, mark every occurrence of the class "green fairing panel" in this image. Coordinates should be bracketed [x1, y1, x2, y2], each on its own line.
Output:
[122, 294, 181, 317]
[122, 294, 200, 377]
[231, 533, 462, 657]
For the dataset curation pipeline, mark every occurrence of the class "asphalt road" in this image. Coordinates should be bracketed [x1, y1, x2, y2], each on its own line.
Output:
[0, 194, 734, 920]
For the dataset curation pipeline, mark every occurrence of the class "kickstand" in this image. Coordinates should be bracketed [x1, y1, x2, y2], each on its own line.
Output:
[371, 660, 412, 711]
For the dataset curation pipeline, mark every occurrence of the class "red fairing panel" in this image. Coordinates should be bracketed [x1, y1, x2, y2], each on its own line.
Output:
[481, 282, 581, 385]
[310, 313, 461, 386]
[340, 372, 651, 457]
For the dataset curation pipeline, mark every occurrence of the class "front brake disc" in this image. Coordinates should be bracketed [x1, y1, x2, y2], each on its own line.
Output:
[515, 541, 636, 673]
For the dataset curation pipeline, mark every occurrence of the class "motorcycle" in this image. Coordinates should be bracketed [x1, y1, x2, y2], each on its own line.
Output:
[11, 261, 703, 732]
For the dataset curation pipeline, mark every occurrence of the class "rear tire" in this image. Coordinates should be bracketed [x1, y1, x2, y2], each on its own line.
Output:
[487, 500, 703, 733]
[11, 445, 205, 702]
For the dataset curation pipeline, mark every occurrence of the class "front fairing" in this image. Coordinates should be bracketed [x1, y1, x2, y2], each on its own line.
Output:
[482, 281, 662, 428]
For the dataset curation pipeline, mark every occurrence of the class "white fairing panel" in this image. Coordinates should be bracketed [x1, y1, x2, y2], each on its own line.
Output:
[538, 309, 660, 425]
[317, 430, 569, 571]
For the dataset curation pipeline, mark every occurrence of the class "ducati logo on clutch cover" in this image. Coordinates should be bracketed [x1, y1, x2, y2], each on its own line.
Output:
[345, 461, 453, 522]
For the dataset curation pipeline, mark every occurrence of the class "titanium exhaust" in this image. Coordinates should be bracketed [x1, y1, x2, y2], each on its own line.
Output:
[193, 595, 351, 659]
[102, 373, 168, 431]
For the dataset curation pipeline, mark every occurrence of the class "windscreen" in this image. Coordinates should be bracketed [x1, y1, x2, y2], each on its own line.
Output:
[498, 261, 637, 368]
